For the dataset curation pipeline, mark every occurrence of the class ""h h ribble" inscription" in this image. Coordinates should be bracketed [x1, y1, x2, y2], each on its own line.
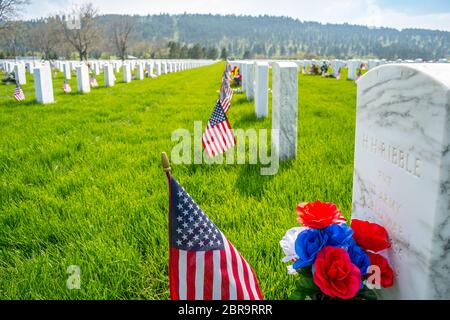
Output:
[362, 133, 421, 178]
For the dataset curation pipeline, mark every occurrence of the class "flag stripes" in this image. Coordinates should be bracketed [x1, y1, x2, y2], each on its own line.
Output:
[171, 238, 263, 300]
[168, 178, 262, 300]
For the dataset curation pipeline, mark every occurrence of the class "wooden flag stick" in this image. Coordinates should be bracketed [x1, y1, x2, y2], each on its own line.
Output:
[161, 152, 171, 176]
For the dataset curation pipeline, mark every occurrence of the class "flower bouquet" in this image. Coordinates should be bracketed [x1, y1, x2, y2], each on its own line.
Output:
[280, 200, 394, 300]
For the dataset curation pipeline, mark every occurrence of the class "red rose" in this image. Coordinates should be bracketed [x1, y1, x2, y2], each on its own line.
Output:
[296, 201, 346, 229]
[367, 252, 394, 288]
[351, 219, 390, 252]
[313, 246, 361, 299]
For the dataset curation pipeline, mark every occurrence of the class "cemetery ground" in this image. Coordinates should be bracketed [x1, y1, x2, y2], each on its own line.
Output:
[0, 62, 356, 299]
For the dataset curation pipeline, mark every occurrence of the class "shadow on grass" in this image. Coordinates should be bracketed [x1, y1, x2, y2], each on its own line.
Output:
[234, 163, 275, 199]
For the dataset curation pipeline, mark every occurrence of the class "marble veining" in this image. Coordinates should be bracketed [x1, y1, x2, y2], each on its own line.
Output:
[352, 63, 450, 299]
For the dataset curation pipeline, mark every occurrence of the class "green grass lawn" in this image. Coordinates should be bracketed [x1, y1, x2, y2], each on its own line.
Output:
[0, 62, 356, 299]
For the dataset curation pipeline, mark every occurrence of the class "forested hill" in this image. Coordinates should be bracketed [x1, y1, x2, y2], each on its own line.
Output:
[97, 14, 450, 60]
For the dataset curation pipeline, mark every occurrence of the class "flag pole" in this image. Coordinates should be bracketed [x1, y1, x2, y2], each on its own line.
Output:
[161, 152, 171, 178]
[162, 151, 174, 300]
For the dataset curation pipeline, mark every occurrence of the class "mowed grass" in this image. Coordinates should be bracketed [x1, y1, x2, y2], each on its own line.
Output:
[0, 62, 356, 299]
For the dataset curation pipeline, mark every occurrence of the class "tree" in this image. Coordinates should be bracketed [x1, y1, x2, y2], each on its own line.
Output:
[0, 0, 29, 30]
[220, 47, 228, 60]
[112, 16, 134, 61]
[243, 50, 252, 59]
[59, 3, 101, 61]
[189, 44, 203, 59]
[30, 17, 61, 60]
[168, 41, 180, 59]
[206, 47, 218, 60]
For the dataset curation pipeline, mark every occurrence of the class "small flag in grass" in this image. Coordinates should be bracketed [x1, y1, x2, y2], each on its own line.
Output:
[63, 80, 72, 93]
[90, 76, 98, 88]
[202, 100, 236, 158]
[14, 83, 25, 101]
[168, 176, 263, 300]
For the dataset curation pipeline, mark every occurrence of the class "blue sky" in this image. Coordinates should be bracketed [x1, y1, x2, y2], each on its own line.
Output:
[21, 0, 450, 31]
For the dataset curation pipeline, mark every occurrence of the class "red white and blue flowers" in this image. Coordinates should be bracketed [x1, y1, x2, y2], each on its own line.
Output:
[280, 200, 394, 300]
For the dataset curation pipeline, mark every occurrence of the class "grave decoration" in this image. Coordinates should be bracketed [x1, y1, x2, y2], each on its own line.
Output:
[280, 200, 394, 300]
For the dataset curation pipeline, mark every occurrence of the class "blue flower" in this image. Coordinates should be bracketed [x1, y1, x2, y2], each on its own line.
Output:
[324, 223, 354, 248]
[293, 229, 328, 269]
[347, 243, 370, 276]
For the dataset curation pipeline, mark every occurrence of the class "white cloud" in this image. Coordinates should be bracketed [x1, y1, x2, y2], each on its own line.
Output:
[22, 0, 450, 31]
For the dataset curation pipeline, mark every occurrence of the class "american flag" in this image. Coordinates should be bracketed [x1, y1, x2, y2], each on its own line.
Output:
[202, 100, 236, 158]
[63, 81, 72, 93]
[169, 177, 263, 300]
[14, 83, 25, 101]
[220, 78, 233, 113]
[90, 77, 98, 87]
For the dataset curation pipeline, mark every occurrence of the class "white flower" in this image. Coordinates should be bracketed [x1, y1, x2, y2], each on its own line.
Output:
[287, 265, 298, 275]
[279, 227, 307, 263]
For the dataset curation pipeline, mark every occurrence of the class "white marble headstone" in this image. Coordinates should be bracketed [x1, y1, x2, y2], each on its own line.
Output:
[63, 62, 71, 80]
[123, 64, 132, 83]
[76, 64, 90, 93]
[14, 63, 26, 85]
[352, 63, 450, 299]
[136, 63, 144, 80]
[271, 62, 299, 161]
[104, 64, 115, 87]
[33, 65, 54, 104]
[254, 61, 269, 118]
[245, 62, 255, 101]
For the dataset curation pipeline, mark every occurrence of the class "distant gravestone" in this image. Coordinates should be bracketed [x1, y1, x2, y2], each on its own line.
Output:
[76, 64, 90, 93]
[136, 63, 145, 80]
[33, 65, 54, 104]
[161, 62, 167, 74]
[104, 64, 115, 87]
[254, 61, 269, 118]
[245, 62, 255, 101]
[347, 60, 361, 80]
[272, 61, 298, 161]
[63, 62, 71, 80]
[93, 63, 100, 76]
[155, 62, 161, 76]
[241, 63, 247, 92]
[123, 63, 132, 83]
[352, 64, 450, 299]
[14, 63, 26, 85]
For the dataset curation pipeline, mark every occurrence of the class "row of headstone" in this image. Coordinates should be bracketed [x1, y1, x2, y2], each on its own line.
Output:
[1, 59, 215, 104]
[230, 60, 299, 161]
[230, 58, 450, 299]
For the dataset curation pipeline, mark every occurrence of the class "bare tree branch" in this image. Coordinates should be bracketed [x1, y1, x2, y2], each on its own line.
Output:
[0, 0, 30, 30]
[58, 2, 101, 61]
[112, 16, 134, 61]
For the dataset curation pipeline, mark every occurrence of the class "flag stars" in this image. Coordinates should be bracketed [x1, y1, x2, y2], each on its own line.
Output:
[183, 210, 189, 216]
[187, 241, 193, 247]
[182, 222, 188, 228]
[188, 216, 194, 222]
[176, 240, 182, 246]
[199, 241, 205, 247]
[183, 197, 189, 203]
[177, 204, 183, 210]
[187, 228, 194, 235]
[177, 216, 183, 222]
[176, 228, 182, 234]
